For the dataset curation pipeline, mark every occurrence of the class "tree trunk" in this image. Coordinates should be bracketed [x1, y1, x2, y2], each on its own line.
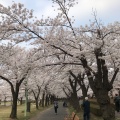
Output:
[42, 92, 45, 107]
[10, 94, 18, 119]
[27, 101, 31, 112]
[68, 74, 80, 112]
[95, 90, 115, 120]
[20, 97, 23, 105]
[45, 95, 47, 106]
[10, 83, 20, 119]
[45, 94, 48, 106]
[4, 99, 6, 106]
[81, 86, 88, 99]
[50, 95, 55, 104]
[39, 99, 42, 106]
[70, 92, 80, 112]
[48, 95, 50, 105]
[35, 98, 39, 109]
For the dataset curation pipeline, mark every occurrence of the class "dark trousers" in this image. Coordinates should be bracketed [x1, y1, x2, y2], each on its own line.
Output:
[84, 113, 90, 120]
[115, 103, 120, 112]
[54, 106, 57, 113]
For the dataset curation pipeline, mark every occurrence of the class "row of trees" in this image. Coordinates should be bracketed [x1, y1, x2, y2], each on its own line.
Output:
[0, 46, 58, 118]
[0, 0, 120, 120]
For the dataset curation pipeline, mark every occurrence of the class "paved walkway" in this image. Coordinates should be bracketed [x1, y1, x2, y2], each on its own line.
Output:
[29, 102, 68, 120]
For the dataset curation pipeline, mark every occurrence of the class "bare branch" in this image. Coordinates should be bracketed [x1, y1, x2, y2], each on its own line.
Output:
[110, 68, 119, 85]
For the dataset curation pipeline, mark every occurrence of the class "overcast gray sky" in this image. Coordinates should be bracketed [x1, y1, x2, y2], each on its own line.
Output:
[1, 0, 120, 26]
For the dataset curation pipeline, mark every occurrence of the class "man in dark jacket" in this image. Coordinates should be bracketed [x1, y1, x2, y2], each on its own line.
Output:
[82, 97, 90, 120]
[114, 94, 120, 112]
[54, 100, 58, 115]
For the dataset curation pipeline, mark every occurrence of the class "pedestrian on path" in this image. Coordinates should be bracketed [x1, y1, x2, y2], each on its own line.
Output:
[54, 99, 58, 115]
[82, 97, 90, 120]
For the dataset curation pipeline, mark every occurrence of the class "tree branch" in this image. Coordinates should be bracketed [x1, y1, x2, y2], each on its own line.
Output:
[0, 75, 15, 94]
[42, 62, 82, 67]
[110, 68, 119, 85]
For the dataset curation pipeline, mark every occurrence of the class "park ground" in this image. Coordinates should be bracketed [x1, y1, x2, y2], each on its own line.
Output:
[29, 102, 120, 120]
[0, 101, 120, 120]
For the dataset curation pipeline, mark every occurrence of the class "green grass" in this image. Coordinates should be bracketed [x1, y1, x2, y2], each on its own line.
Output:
[0, 103, 52, 120]
[90, 103, 100, 108]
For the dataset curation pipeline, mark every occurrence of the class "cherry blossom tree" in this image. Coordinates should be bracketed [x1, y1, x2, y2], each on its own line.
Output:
[69, 70, 89, 99]
[28, 73, 45, 109]
[0, 1, 120, 120]
[0, 45, 32, 118]
[0, 82, 11, 106]
[34, 1, 120, 119]
[40, 1, 120, 119]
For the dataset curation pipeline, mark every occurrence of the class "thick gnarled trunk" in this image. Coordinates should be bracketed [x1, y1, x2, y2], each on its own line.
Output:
[70, 92, 80, 112]
[80, 50, 119, 120]
[95, 90, 115, 120]
[68, 74, 80, 112]
[10, 83, 20, 119]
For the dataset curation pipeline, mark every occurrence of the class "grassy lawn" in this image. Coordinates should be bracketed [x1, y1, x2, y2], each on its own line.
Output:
[0, 103, 52, 120]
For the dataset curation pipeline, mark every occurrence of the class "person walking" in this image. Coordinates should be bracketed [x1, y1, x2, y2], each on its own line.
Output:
[114, 94, 120, 112]
[82, 97, 90, 120]
[54, 99, 58, 115]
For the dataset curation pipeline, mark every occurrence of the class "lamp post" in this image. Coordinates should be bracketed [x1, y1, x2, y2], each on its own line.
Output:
[24, 80, 28, 119]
